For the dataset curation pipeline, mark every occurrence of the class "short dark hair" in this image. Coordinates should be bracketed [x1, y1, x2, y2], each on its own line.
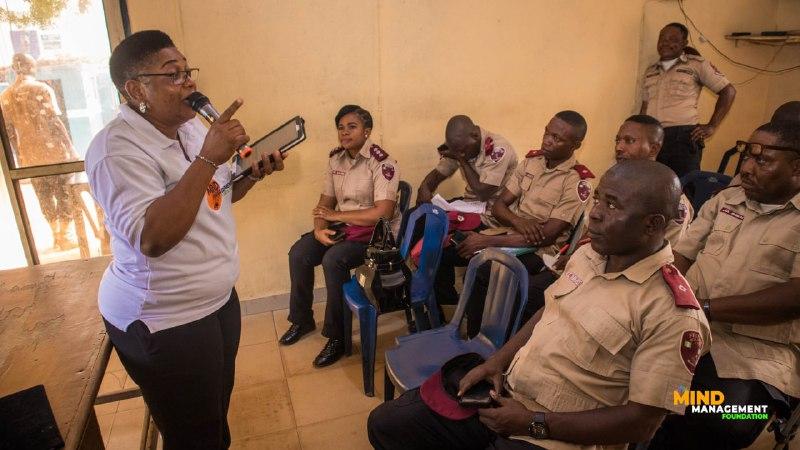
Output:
[625, 114, 665, 145]
[664, 22, 689, 40]
[335, 105, 373, 129]
[755, 121, 800, 153]
[772, 101, 800, 124]
[555, 110, 587, 141]
[109, 30, 175, 95]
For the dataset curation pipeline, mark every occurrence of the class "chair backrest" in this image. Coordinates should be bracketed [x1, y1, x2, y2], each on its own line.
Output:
[397, 181, 412, 217]
[717, 145, 743, 176]
[564, 213, 586, 256]
[399, 204, 449, 299]
[680, 170, 732, 213]
[450, 249, 530, 349]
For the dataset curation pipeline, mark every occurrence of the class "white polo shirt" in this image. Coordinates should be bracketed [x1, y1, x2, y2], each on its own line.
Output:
[85, 104, 239, 333]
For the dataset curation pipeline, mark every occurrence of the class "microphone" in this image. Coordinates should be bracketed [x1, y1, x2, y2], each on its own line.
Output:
[185, 91, 252, 158]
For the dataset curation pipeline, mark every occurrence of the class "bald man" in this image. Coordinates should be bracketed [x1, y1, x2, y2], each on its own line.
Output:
[368, 160, 710, 450]
[416, 115, 518, 225]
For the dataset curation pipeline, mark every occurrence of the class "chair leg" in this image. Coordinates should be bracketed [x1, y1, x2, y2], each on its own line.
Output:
[358, 305, 378, 396]
[384, 367, 395, 402]
[426, 295, 441, 328]
[343, 306, 353, 356]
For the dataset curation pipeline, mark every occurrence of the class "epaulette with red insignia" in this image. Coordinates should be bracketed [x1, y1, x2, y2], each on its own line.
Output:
[572, 164, 595, 180]
[661, 264, 700, 310]
[526, 149, 544, 158]
[329, 147, 344, 157]
[369, 144, 389, 161]
[483, 137, 494, 155]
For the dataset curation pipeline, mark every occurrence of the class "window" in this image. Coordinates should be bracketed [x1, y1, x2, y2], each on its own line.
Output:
[0, 0, 125, 268]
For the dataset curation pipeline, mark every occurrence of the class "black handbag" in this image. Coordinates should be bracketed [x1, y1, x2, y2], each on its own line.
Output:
[354, 218, 411, 315]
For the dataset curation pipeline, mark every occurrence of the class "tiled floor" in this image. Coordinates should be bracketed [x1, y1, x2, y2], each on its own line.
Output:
[94, 302, 780, 450]
[94, 302, 410, 450]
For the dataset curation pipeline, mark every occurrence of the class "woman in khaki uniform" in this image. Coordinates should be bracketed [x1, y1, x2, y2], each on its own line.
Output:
[280, 105, 400, 368]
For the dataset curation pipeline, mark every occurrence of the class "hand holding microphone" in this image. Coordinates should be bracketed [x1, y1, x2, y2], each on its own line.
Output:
[196, 97, 250, 167]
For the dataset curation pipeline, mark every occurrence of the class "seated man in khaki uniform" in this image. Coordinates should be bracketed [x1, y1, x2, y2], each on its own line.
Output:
[458, 111, 594, 335]
[641, 23, 736, 177]
[368, 160, 711, 450]
[416, 115, 518, 304]
[649, 121, 800, 449]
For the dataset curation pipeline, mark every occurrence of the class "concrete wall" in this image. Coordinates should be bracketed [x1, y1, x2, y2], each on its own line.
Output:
[125, 0, 800, 300]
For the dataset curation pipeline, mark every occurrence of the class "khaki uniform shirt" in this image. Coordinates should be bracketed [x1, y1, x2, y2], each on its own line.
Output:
[505, 244, 711, 449]
[435, 127, 517, 225]
[1, 78, 75, 166]
[505, 152, 593, 256]
[642, 53, 730, 127]
[322, 139, 401, 232]
[674, 186, 800, 397]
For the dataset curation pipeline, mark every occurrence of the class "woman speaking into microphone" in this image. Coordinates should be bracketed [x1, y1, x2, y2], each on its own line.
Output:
[85, 30, 283, 449]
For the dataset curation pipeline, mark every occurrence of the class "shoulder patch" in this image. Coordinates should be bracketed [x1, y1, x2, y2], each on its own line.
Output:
[526, 149, 544, 158]
[576, 180, 592, 202]
[483, 136, 494, 155]
[661, 264, 700, 310]
[685, 53, 705, 62]
[329, 147, 344, 157]
[572, 164, 595, 179]
[675, 202, 688, 225]
[369, 144, 389, 161]
[679, 330, 703, 375]
[381, 163, 395, 181]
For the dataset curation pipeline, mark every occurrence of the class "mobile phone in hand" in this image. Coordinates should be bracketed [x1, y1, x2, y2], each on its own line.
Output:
[450, 230, 468, 246]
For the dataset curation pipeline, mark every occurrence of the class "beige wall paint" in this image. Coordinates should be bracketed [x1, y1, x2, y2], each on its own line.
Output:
[124, 0, 800, 300]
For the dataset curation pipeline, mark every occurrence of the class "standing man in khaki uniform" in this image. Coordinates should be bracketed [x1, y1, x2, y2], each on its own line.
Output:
[1, 53, 80, 250]
[281, 105, 400, 368]
[368, 160, 711, 450]
[649, 121, 800, 449]
[417, 115, 518, 305]
[641, 23, 736, 178]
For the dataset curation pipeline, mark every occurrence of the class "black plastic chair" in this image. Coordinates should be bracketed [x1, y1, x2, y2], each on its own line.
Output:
[717, 145, 743, 176]
[680, 170, 732, 214]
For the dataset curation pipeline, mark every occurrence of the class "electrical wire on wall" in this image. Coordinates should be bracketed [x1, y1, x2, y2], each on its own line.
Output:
[678, 0, 800, 79]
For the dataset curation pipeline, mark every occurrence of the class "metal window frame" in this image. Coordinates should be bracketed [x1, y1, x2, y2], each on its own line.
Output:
[0, 0, 129, 266]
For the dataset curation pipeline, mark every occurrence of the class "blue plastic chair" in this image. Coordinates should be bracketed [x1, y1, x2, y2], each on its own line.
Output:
[383, 248, 530, 401]
[342, 204, 449, 396]
[680, 170, 732, 213]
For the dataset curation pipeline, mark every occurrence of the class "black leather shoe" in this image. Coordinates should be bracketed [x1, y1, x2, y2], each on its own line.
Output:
[313, 338, 345, 368]
[279, 323, 316, 346]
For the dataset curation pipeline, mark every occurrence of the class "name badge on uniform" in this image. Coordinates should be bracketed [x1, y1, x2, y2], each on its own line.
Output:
[720, 207, 744, 221]
[331, 170, 346, 176]
[566, 272, 583, 287]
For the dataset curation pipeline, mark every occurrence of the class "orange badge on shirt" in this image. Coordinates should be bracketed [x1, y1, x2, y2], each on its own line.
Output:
[206, 180, 222, 211]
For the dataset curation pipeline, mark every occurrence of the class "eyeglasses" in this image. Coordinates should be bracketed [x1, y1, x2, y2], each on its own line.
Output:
[134, 68, 199, 85]
[736, 140, 800, 157]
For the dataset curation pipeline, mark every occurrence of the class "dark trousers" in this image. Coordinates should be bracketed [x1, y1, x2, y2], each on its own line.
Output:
[648, 354, 789, 450]
[465, 253, 545, 337]
[435, 245, 472, 305]
[31, 174, 72, 223]
[288, 232, 367, 339]
[104, 289, 241, 450]
[657, 125, 705, 179]
[368, 388, 543, 450]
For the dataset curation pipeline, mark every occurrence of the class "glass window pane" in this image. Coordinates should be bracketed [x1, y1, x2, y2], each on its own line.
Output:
[0, 170, 26, 269]
[19, 172, 110, 264]
[0, 0, 119, 168]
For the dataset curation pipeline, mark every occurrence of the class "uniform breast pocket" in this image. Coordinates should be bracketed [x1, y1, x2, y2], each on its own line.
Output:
[525, 187, 561, 220]
[520, 174, 534, 191]
[668, 74, 696, 98]
[643, 76, 659, 101]
[750, 227, 800, 280]
[565, 306, 631, 377]
[349, 176, 374, 206]
[701, 216, 741, 256]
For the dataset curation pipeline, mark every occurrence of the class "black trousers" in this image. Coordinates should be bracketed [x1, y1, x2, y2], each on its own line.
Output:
[104, 289, 241, 450]
[648, 354, 789, 450]
[288, 232, 367, 339]
[435, 245, 473, 305]
[657, 125, 705, 179]
[465, 253, 546, 337]
[368, 388, 543, 450]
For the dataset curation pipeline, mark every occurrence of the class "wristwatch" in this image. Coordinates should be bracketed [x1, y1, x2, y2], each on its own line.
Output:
[528, 412, 550, 440]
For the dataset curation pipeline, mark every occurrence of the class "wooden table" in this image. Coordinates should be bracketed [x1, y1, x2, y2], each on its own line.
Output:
[0, 256, 112, 449]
